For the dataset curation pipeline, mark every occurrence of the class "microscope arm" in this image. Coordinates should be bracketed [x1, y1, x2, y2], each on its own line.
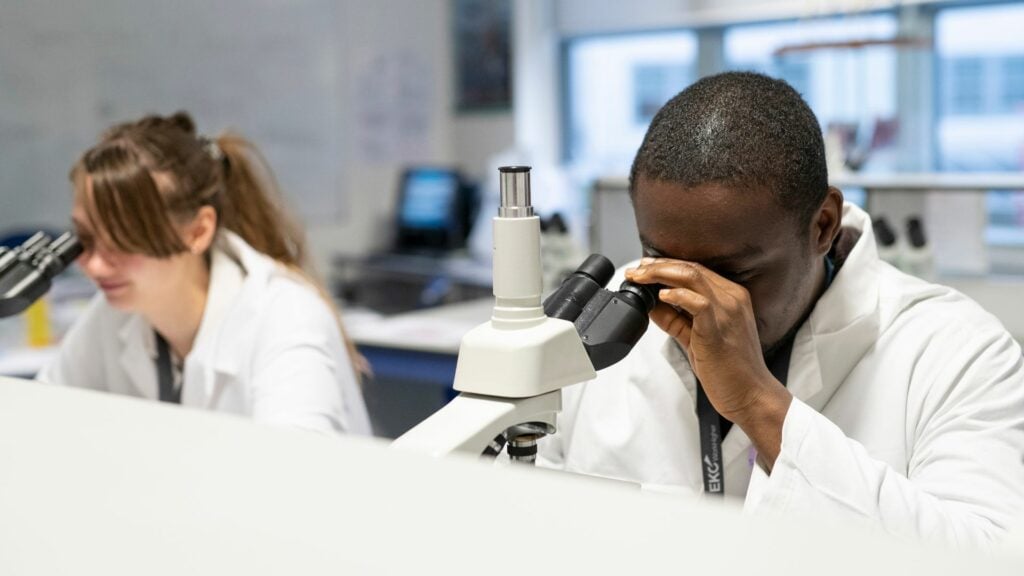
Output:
[390, 391, 560, 457]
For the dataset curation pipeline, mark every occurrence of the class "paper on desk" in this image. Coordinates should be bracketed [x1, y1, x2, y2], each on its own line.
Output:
[0, 346, 58, 378]
[346, 315, 480, 354]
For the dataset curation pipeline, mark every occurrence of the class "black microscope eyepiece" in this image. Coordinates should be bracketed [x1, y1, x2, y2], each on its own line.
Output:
[616, 280, 660, 314]
[543, 254, 664, 371]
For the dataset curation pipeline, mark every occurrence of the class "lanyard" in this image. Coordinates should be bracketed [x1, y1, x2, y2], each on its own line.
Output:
[696, 382, 725, 495]
[155, 331, 183, 404]
[695, 338, 793, 496]
[696, 255, 834, 496]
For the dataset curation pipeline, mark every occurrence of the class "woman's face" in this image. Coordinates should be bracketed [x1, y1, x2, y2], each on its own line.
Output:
[71, 182, 192, 314]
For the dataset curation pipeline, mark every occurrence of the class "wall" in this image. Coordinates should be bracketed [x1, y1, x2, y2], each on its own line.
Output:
[0, 0, 517, 277]
[313, 0, 515, 270]
[308, 0, 455, 270]
[0, 1, 349, 235]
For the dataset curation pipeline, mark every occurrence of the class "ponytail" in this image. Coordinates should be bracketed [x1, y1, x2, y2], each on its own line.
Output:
[215, 134, 308, 271]
[214, 133, 370, 378]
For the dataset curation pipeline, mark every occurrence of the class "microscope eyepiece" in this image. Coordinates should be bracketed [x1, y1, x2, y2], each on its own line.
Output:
[543, 254, 616, 323]
[543, 254, 664, 371]
[47, 232, 84, 268]
[616, 280, 659, 314]
[575, 254, 615, 286]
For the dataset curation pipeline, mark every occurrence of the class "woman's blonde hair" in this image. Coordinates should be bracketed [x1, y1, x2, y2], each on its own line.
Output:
[71, 111, 367, 377]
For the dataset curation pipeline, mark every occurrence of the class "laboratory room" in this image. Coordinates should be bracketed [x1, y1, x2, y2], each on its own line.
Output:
[1, 0, 1024, 573]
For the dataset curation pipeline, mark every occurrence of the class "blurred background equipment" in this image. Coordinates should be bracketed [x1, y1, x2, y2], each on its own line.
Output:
[332, 166, 488, 315]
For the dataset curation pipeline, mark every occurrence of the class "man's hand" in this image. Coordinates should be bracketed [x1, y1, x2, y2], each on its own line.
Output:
[625, 257, 792, 470]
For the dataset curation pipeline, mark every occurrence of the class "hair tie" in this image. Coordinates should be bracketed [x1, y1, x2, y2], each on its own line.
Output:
[201, 136, 223, 161]
[200, 136, 231, 175]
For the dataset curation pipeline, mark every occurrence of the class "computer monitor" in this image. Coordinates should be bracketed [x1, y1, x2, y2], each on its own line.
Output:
[394, 167, 469, 253]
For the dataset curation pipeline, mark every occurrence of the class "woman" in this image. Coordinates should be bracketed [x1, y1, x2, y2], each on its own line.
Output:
[38, 112, 371, 435]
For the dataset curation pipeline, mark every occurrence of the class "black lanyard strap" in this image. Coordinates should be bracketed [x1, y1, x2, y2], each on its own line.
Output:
[696, 381, 724, 496]
[155, 332, 182, 404]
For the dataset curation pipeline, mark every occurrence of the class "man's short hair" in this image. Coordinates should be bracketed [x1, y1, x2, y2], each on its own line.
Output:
[629, 71, 828, 229]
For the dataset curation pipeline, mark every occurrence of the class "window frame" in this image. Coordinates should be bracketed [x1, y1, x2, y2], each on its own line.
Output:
[557, 2, 1024, 268]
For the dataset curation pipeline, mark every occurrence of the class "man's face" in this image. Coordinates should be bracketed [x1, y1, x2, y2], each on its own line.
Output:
[632, 177, 819, 353]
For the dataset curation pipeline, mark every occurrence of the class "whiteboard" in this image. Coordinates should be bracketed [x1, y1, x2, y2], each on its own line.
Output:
[0, 0, 346, 234]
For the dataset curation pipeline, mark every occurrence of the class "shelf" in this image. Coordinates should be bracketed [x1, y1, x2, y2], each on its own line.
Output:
[596, 173, 1024, 192]
[831, 172, 1024, 191]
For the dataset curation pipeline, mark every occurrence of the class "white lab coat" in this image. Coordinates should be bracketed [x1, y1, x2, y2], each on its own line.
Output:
[538, 203, 1024, 547]
[38, 231, 372, 435]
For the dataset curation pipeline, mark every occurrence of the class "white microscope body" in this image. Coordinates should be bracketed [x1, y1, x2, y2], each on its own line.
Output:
[392, 167, 596, 459]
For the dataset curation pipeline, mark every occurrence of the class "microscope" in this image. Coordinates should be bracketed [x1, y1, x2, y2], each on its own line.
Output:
[0, 232, 83, 318]
[393, 167, 656, 462]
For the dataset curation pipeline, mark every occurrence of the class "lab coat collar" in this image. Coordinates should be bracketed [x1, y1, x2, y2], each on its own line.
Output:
[787, 203, 881, 412]
[117, 313, 159, 400]
[115, 230, 271, 402]
[197, 230, 299, 379]
[193, 230, 290, 378]
[184, 232, 248, 401]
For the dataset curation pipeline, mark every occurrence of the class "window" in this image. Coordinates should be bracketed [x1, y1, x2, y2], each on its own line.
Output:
[564, 32, 697, 176]
[632, 63, 691, 123]
[1001, 56, 1024, 113]
[946, 58, 985, 115]
[724, 14, 900, 175]
[936, 3, 1024, 246]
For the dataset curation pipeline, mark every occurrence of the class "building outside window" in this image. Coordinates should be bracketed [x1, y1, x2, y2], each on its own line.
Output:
[559, 5, 1024, 255]
[724, 14, 900, 174]
[936, 3, 1024, 246]
[564, 31, 697, 177]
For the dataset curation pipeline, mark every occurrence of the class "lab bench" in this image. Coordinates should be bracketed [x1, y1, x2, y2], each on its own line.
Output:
[0, 297, 494, 439]
[344, 298, 492, 438]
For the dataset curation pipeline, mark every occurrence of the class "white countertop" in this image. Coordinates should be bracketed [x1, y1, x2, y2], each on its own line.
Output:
[344, 298, 492, 355]
[4, 375, 1019, 574]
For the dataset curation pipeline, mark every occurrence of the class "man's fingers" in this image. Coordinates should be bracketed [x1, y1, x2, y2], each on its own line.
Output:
[650, 302, 692, 348]
[657, 287, 710, 318]
[627, 259, 714, 293]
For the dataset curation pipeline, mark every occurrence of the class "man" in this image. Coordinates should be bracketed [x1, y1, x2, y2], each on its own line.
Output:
[538, 72, 1024, 547]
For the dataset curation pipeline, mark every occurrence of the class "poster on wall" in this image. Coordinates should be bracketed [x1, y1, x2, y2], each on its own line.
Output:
[453, 0, 512, 112]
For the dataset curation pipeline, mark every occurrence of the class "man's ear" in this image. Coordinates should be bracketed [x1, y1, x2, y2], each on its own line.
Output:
[184, 206, 218, 255]
[809, 187, 844, 256]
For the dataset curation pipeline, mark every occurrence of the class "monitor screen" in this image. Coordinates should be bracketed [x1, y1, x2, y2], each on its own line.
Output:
[394, 167, 466, 253]
[399, 169, 460, 230]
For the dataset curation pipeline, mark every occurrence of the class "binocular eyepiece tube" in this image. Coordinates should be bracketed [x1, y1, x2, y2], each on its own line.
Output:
[543, 254, 660, 371]
[0, 231, 83, 318]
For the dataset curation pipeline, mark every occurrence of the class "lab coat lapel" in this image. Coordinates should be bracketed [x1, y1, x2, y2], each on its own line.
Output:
[788, 203, 881, 413]
[117, 313, 159, 400]
[743, 204, 882, 499]
[660, 336, 752, 469]
[182, 234, 251, 409]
